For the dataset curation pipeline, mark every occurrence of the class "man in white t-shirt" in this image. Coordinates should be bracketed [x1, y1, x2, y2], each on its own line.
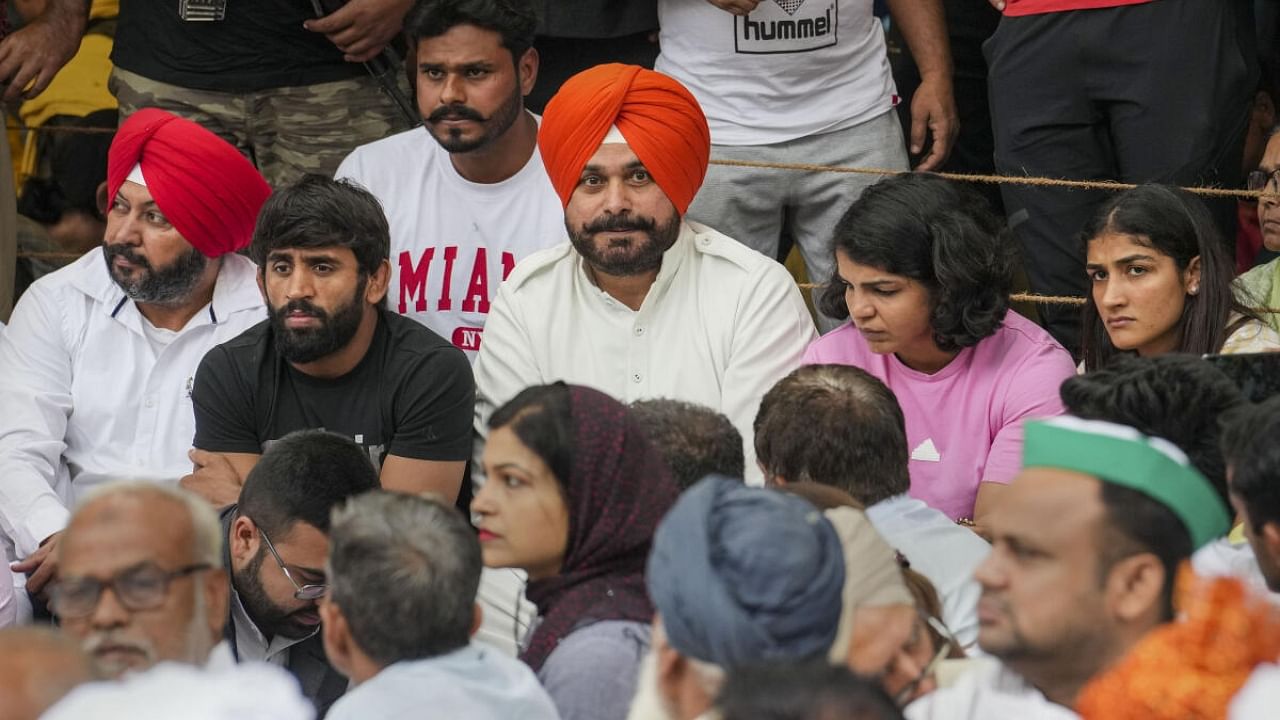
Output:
[657, 0, 957, 329]
[0, 110, 268, 620]
[756, 364, 989, 650]
[336, 0, 566, 361]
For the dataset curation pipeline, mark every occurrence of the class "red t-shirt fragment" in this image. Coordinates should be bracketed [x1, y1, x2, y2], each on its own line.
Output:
[1002, 0, 1152, 17]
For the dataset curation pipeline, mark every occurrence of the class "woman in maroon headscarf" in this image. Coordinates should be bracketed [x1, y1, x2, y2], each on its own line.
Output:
[471, 382, 679, 720]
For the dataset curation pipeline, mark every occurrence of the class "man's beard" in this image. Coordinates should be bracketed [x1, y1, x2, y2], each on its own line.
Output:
[425, 83, 523, 154]
[267, 276, 367, 365]
[103, 242, 209, 305]
[233, 546, 317, 641]
[568, 212, 681, 277]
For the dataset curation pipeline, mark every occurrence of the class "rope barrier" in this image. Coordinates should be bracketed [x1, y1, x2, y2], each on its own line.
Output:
[707, 158, 1270, 201]
[9, 122, 1274, 201]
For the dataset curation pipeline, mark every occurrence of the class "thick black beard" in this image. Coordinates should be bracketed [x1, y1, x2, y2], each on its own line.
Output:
[426, 83, 523, 154]
[268, 276, 367, 365]
[103, 243, 209, 305]
[233, 546, 316, 641]
[568, 212, 681, 277]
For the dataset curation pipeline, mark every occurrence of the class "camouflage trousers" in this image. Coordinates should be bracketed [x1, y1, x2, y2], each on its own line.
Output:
[109, 67, 413, 188]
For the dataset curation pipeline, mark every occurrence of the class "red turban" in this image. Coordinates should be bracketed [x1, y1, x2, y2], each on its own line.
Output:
[539, 64, 711, 216]
[106, 109, 271, 258]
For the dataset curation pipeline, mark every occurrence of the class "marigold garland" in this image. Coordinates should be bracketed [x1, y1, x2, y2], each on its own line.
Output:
[1076, 565, 1280, 720]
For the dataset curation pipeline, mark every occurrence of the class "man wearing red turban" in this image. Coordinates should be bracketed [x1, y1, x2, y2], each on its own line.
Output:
[474, 63, 817, 491]
[0, 109, 269, 616]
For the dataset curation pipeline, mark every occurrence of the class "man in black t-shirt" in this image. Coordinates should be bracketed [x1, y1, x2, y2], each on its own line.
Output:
[184, 175, 474, 506]
[109, 0, 414, 187]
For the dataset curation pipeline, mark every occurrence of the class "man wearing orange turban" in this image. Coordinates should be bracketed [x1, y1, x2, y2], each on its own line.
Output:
[0, 109, 269, 617]
[474, 63, 817, 487]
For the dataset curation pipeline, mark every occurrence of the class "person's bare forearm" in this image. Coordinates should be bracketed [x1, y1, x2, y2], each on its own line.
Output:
[885, 0, 953, 81]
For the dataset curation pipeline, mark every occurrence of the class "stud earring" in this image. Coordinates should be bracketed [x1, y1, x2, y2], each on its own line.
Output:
[1189, 284, 1199, 295]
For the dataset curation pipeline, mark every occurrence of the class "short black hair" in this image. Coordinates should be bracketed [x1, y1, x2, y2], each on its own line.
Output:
[1097, 483, 1193, 622]
[820, 172, 1017, 352]
[755, 365, 909, 506]
[237, 430, 381, 537]
[1060, 354, 1244, 507]
[404, 0, 537, 62]
[1079, 184, 1258, 371]
[629, 399, 744, 489]
[717, 661, 904, 720]
[488, 382, 573, 486]
[250, 175, 389, 277]
[1221, 396, 1280, 533]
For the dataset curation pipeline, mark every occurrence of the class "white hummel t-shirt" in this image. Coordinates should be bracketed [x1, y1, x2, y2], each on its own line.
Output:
[336, 123, 567, 361]
[656, 0, 896, 145]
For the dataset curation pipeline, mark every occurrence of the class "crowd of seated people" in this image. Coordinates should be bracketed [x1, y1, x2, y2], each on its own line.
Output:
[4, 0, 1280, 718]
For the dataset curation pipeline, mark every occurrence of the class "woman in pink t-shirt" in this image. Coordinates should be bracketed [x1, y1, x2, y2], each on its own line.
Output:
[803, 174, 1075, 524]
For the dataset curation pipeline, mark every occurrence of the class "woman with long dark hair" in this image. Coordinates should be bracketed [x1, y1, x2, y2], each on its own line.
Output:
[804, 173, 1075, 525]
[471, 383, 678, 720]
[1080, 184, 1280, 371]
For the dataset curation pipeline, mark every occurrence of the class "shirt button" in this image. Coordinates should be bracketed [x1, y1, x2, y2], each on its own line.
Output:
[634, 326, 645, 336]
[632, 373, 642, 383]
[144, 397, 155, 408]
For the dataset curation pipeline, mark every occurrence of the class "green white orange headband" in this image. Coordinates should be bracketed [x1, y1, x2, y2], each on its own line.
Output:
[1022, 417, 1230, 550]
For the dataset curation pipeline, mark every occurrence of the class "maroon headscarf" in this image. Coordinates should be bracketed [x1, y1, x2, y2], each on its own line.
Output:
[521, 386, 680, 671]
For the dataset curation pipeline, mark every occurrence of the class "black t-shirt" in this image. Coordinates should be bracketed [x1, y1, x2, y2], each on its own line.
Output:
[113, 0, 365, 91]
[192, 309, 475, 468]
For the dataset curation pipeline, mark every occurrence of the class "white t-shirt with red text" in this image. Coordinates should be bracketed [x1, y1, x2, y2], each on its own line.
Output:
[336, 126, 567, 361]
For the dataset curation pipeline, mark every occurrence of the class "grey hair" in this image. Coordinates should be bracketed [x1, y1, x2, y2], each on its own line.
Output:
[328, 491, 481, 665]
[72, 481, 222, 566]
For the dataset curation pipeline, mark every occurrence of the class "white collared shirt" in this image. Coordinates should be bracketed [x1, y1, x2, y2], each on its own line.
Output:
[0, 248, 265, 559]
[906, 658, 1080, 720]
[865, 494, 990, 649]
[473, 220, 816, 485]
[327, 643, 559, 720]
[230, 590, 314, 666]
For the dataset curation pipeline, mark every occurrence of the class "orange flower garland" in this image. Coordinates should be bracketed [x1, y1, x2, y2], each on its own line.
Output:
[1076, 565, 1280, 720]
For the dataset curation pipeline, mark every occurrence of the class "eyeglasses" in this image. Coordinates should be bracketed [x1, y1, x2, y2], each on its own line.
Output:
[892, 614, 957, 706]
[258, 528, 327, 601]
[50, 562, 211, 619]
[1247, 168, 1280, 194]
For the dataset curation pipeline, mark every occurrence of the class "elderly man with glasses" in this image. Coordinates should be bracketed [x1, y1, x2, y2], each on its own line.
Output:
[219, 430, 380, 717]
[51, 481, 230, 680]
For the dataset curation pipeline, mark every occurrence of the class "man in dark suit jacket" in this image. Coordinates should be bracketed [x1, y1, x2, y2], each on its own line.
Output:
[218, 429, 379, 716]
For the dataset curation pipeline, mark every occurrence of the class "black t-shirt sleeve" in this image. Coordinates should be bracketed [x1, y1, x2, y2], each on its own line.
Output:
[388, 345, 476, 462]
[192, 345, 263, 455]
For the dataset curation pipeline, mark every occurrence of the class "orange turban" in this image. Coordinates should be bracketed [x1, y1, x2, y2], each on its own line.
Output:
[107, 109, 271, 258]
[539, 64, 711, 216]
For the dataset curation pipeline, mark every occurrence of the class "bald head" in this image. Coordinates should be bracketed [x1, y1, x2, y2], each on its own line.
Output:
[56, 482, 228, 678]
[0, 627, 95, 720]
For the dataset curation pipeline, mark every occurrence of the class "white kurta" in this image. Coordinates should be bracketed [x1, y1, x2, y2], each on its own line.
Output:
[473, 220, 816, 485]
[0, 249, 265, 560]
[906, 659, 1080, 720]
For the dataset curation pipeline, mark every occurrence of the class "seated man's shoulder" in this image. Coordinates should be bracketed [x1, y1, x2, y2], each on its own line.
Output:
[382, 312, 471, 370]
[686, 220, 782, 277]
[499, 242, 576, 295]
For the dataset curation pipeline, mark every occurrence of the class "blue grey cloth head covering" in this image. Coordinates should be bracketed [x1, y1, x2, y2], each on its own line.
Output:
[646, 475, 846, 668]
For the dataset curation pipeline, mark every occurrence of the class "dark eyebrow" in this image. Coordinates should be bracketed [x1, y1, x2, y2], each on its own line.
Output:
[1116, 254, 1158, 264]
[266, 251, 342, 265]
[492, 462, 530, 474]
[419, 60, 495, 72]
[114, 192, 159, 211]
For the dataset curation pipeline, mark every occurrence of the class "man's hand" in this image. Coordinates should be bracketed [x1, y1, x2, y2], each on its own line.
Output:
[304, 0, 415, 63]
[0, 3, 87, 101]
[989, 0, 1007, 10]
[909, 74, 959, 171]
[707, 0, 761, 16]
[11, 531, 63, 597]
[180, 449, 243, 507]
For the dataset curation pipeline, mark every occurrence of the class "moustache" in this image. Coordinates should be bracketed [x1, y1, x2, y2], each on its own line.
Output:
[103, 243, 153, 271]
[581, 214, 658, 236]
[276, 299, 328, 320]
[428, 104, 485, 124]
[83, 631, 155, 660]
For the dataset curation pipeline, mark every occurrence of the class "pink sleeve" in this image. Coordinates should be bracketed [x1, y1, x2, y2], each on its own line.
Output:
[800, 340, 820, 365]
[981, 345, 1077, 484]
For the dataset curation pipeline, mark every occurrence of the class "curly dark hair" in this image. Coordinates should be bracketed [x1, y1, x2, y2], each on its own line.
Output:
[405, 0, 537, 63]
[819, 173, 1017, 352]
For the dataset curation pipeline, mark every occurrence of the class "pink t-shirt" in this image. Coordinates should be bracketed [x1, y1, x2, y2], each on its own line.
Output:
[802, 311, 1075, 520]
